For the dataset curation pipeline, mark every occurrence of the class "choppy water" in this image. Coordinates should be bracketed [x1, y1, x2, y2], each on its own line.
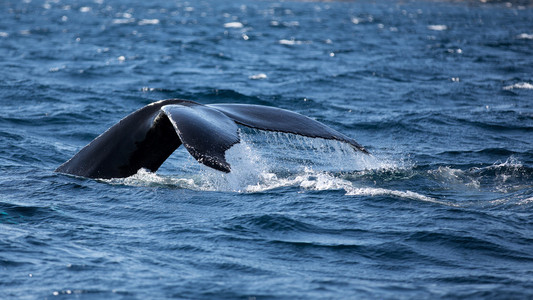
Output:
[1, 0, 533, 298]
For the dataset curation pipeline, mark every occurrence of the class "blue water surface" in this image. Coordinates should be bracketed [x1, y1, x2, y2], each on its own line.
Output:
[1, 0, 533, 298]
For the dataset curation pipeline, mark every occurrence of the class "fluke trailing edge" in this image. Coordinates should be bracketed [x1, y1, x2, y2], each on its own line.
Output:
[56, 99, 369, 179]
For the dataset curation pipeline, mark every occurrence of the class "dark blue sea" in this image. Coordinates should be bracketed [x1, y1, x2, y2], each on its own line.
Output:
[1, 0, 533, 298]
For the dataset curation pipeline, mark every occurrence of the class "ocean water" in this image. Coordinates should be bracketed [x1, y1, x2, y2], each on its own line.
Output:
[1, 0, 533, 298]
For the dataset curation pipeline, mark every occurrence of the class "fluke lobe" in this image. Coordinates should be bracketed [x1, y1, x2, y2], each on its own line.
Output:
[56, 99, 368, 179]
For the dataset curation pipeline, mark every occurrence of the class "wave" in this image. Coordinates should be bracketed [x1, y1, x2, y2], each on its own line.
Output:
[106, 131, 454, 206]
[103, 129, 533, 209]
[503, 82, 533, 90]
[0, 202, 54, 224]
[428, 157, 533, 193]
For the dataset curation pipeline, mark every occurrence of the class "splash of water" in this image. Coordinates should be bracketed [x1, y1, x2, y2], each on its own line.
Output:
[105, 130, 450, 205]
[106, 131, 533, 207]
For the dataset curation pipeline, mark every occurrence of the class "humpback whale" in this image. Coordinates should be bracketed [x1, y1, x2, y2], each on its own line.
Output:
[56, 99, 368, 179]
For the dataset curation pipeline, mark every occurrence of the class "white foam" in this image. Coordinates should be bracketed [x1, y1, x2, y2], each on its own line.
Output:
[108, 132, 448, 205]
[224, 22, 243, 28]
[489, 157, 528, 193]
[279, 39, 306, 45]
[244, 169, 450, 206]
[351, 17, 363, 25]
[49, 65, 66, 72]
[346, 187, 449, 205]
[518, 197, 533, 205]
[105, 169, 197, 189]
[138, 19, 160, 25]
[503, 82, 533, 90]
[113, 18, 135, 25]
[351, 16, 374, 24]
[489, 156, 523, 170]
[517, 33, 533, 39]
[249, 73, 268, 80]
[428, 25, 447, 31]
[429, 166, 480, 189]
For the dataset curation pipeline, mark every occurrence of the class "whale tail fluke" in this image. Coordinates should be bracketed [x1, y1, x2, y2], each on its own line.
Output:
[56, 99, 368, 179]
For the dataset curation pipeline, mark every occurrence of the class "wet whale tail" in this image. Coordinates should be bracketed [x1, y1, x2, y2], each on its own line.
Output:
[56, 99, 368, 179]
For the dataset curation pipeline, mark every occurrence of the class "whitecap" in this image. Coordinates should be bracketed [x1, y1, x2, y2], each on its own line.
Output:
[224, 22, 243, 28]
[117, 12, 133, 18]
[249, 73, 267, 80]
[138, 19, 160, 25]
[428, 25, 447, 31]
[279, 39, 306, 45]
[429, 166, 480, 189]
[105, 169, 197, 189]
[517, 33, 533, 39]
[113, 18, 135, 24]
[49, 65, 66, 72]
[351, 17, 363, 24]
[243, 168, 451, 206]
[518, 197, 533, 205]
[79, 6, 91, 13]
[503, 82, 533, 90]
[345, 187, 450, 206]
[489, 156, 523, 170]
